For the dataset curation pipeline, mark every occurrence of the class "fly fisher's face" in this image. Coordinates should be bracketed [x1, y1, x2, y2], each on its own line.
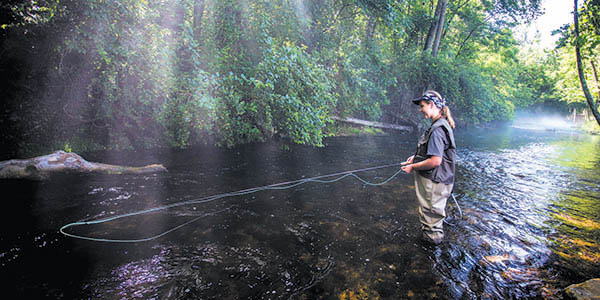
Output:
[418, 100, 438, 119]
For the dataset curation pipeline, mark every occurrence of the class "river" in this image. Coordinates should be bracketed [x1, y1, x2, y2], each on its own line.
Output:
[1, 115, 599, 299]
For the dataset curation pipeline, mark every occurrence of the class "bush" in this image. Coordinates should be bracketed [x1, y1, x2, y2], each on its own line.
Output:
[253, 39, 336, 146]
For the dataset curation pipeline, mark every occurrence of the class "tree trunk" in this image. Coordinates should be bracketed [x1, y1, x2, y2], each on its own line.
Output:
[574, 0, 600, 126]
[455, 27, 476, 58]
[0, 151, 167, 180]
[424, 0, 443, 52]
[590, 60, 600, 100]
[441, 0, 469, 41]
[432, 0, 448, 57]
[331, 116, 412, 132]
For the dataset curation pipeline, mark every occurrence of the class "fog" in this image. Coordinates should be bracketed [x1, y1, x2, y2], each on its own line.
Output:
[511, 111, 576, 131]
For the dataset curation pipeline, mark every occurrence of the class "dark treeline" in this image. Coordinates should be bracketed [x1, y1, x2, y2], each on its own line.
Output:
[1, 0, 590, 157]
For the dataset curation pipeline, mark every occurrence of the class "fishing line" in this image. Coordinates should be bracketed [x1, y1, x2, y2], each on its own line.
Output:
[444, 193, 463, 227]
[60, 162, 462, 242]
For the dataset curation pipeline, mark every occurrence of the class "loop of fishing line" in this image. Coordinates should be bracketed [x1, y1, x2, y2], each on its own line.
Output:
[60, 162, 461, 242]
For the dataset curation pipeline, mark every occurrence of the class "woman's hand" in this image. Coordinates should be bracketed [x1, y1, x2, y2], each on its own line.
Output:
[401, 155, 414, 174]
[401, 155, 442, 174]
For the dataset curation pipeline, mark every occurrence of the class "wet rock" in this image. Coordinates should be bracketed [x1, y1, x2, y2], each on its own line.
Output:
[565, 278, 600, 299]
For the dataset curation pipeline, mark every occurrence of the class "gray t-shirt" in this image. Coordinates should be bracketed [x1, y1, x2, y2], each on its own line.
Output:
[426, 127, 447, 157]
[417, 126, 455, 184]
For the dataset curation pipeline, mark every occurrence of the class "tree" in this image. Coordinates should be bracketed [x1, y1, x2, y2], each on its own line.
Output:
[574, 0, 600, 125]
[423, 0, 448, 57]
[0, 0, 561, 156]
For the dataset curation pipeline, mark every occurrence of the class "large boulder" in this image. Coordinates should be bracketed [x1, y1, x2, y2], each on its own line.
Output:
[0, 150, 167, 180]
[565, 278, 600, 300]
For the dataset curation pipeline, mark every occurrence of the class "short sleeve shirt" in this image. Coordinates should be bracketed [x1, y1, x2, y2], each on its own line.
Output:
[417, 126, 455, 184]
[426, 127, 447, 158]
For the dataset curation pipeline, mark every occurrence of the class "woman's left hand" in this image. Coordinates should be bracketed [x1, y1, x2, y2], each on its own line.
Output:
[401, 164, 413, 174]
[401, 156, 414, 173]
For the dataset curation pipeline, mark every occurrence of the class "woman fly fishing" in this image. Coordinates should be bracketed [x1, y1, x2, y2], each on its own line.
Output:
[401, 90, 456, 245]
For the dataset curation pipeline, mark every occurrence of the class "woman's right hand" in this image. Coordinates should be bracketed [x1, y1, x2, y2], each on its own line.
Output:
[401, 155, 414, 166]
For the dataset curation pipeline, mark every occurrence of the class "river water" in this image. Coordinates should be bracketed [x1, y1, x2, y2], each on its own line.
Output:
[1, 116, 599, 299]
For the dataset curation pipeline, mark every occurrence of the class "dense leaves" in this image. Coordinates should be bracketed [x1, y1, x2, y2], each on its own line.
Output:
[254, 39, 335, 146]
[1, 0, 576, 156]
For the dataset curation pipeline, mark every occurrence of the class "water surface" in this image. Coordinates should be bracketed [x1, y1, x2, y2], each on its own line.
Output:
[1, 120, 599, 299]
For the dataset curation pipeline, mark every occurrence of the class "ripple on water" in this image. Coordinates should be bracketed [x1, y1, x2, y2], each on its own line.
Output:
[5, 130, 600, 299]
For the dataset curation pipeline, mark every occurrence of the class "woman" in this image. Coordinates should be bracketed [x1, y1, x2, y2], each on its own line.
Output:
[401, 90, 456, 245]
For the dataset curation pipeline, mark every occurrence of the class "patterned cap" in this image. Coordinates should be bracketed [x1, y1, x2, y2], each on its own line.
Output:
[412, 91, 446, 109]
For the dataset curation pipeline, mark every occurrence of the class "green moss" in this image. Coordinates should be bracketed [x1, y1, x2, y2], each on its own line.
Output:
[325, 123, 385, 137]
[63, 142, 72, 153]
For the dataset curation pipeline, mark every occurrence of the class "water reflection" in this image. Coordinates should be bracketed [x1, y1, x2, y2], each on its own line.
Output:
[450, 129, 600, 298]
[544, 135, 600, 282]
[1, 127, 599, 299]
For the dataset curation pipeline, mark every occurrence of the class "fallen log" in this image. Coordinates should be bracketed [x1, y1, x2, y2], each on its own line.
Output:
[0, 150, 167, 180]
[331, 116, 412, 132]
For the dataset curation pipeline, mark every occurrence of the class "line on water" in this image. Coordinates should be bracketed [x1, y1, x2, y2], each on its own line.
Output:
[60, 162, 461, 243]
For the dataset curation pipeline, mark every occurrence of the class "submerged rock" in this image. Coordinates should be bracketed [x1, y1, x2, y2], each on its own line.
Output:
[565, 278, 600, 299]
[0, 150, 167, 180]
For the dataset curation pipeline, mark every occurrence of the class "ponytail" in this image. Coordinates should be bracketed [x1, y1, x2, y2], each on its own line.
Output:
[442, 105, 455, 129]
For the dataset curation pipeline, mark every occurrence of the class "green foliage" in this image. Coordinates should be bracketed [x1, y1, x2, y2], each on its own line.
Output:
[484, 0, 542, 25]
[63, 142, 72, 153]
[334, 52, 390, 120]
[0, 0, 568, 156]
[160, 70, 217, 148]
[578, 0, 600, 55]
[553, 0, 600, 113]
[552, 45, 600, 109]
[393, 50, 516, 124]
[512, 46, 557, 108]
[1, 0, 60, 29]
[254, 39, 336, 146]
[331, 19, 395, 120]
[213, 71, 266, 147]
[79, 0, 177, 149]
[159, 13, 217, 148]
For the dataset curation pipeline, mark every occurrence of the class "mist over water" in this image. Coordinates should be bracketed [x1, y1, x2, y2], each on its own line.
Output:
[1, 123, 599, 299]
[511, 111, 577, 131]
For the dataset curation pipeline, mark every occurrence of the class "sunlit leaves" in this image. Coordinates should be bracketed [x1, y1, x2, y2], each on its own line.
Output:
[1, 0, 60, 28]
[69, 0, 178, 149]
[552, 45, 600, 107]
[254, 38, 336, 146]
[0, 0, 564, 153]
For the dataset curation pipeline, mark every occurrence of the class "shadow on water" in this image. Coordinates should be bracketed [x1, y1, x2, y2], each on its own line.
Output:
[1, 121, 599, 299]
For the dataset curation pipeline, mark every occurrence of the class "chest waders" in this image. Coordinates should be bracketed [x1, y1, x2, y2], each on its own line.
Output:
[413, 118, 456, 244]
